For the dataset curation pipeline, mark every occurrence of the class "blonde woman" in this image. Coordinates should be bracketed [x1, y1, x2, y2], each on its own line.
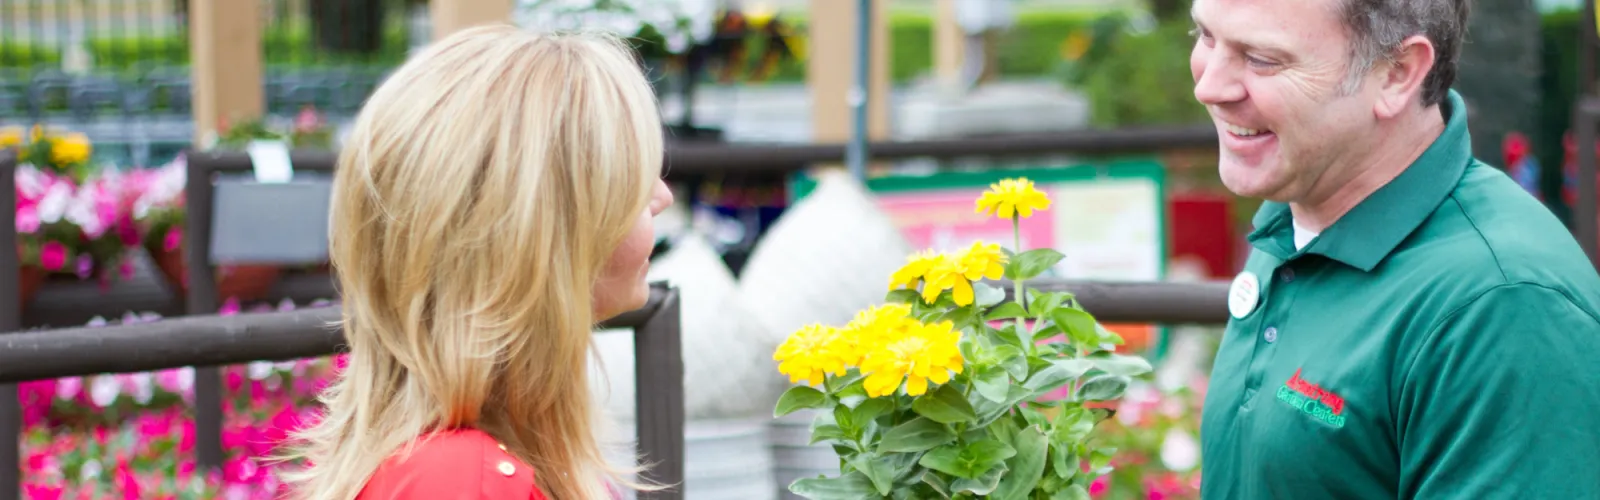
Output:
[279, 24, 675, 500]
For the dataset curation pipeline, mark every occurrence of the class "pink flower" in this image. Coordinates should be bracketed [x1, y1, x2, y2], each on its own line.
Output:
[17, 379, 54, 428]
[23, 483, 62, 500]
[16, 204, 39, 233]
[55, 376, 81, 402]
[39, 241, 67, 270]
[220, 297, 241, 316]
[1090, 476, 1109, 497]
[163, 228, 182, 253]
[116, 460, 141, 500]
[75, 253, 93, 279]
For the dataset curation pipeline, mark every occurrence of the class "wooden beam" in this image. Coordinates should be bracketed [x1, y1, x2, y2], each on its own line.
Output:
[188, 0, 264, 146]
[430, 0, 515, 41]
[807, 0, 891, 146]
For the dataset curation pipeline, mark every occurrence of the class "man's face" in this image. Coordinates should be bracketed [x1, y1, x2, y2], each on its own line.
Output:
[1190, 0, 1380, 202]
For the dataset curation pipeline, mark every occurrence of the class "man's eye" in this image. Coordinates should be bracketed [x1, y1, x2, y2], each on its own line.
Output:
[1245, 55, 1278, 68]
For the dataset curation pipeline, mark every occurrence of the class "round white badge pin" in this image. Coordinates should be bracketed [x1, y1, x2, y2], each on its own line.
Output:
[1228, 271, 1260, 319]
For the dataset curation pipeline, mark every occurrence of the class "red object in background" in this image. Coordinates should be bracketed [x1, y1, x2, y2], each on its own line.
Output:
[1167, 193, 1236, 279]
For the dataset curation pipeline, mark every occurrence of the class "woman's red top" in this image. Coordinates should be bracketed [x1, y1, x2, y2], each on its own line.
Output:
[355, 428, 550, 500]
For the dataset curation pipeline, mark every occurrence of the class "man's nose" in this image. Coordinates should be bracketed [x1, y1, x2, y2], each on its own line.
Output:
[1193, 53, 1246, 105]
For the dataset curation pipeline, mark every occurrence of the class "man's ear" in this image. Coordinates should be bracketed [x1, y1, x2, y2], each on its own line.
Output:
[1373, 35, 1436, 119]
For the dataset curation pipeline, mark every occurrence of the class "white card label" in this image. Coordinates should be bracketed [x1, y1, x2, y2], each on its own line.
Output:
[247, 140, 294, 184]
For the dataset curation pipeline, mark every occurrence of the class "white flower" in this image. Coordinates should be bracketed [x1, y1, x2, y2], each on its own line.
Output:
[63, 184, 107, 238]
[36, 182, 71, 224]
[248, 360, 277, 381]
[90, 375, 120, 408]
[1160, 428, 1200, 472]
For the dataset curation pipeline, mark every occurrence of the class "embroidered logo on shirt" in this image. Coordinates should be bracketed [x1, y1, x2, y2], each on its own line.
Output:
[1276, 368, 1346, 428]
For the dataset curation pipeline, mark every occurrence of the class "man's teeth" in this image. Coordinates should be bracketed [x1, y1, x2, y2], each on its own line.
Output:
[1227, 124, 1268, 137]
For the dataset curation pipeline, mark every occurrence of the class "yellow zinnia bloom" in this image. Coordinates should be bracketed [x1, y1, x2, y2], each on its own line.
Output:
[975, 177, 1053, 219]
[773, 324, 850, 386]
[49, 134, 92, 165]
[890, 249, 940, 291]
[957, 241, 1007, 282]
[839, 303, 914, 365]
[0, 127, 22, 148]
[923, 254, 975, 306]
[860, 320, 965, 397]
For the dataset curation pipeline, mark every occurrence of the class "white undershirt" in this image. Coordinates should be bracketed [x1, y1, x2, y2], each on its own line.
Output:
[1292, 219, 1320, 250]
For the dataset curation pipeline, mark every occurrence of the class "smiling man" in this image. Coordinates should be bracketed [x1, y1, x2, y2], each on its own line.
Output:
[1190, 0, 1600, 498]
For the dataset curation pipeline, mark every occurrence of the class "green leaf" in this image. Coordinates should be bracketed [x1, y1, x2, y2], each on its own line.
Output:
[1087, 353, 1154, 377]
[827, 371, 865, 394]
[836, 384, 869, 409]
[775, 385, 830, 417]
[878, 417, 957, 453]
[810, 424, 848, 445]
[1051, 308, 1099, 346]
[972, 385, 1035, 427]
[1090, 447, 1117, 474]
[1052, 485, 1092, 500]
[845, 454, 899, 496]
[984, 302, 1029, 321]
[1075, 374, 1132, 402]
[950, 464, 1007, 496]
[973, 367, 1011, 403]
[1010, 248, 1065, 281]
[852, 397, 895, 425]
[974, 282, 1007, 308]
[1051, 407, 1097, 445]
[1094, 323, 1126, 346]
[1022, 359, 1093, 396]
[991, 426, 1049, 500]
[1051, 444, 1080, 480]
[886, 289, 922, 305]
[993, 345, 1030, 381]
[938, 306, 980, 331]
[1028, 290, 1073, 317]
[921, 470, 952, 499]
[788, 471, 879, 500]
[916, 444, 972, 478]
[912, 384, 979, 424]
[966, 439, 1019, 472]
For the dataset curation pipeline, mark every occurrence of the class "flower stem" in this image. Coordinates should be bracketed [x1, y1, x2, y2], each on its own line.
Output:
[1012, 215, 1028, 354]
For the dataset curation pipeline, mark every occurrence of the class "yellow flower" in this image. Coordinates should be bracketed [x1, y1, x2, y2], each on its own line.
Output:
[773, 324, 850, 386]
[957, 241, 1006, 282]
[839, 303, 915, 365]
[923, 254, 974, 306]
[49, 134, 91, 165]
[860, 320, 965, 397]
[890, 249, 940, 291]
[0, 127, 21, 149]
[975, 178, 1052, 219]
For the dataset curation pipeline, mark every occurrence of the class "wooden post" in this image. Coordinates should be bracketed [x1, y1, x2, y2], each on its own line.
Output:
[808, 0, 891, 152]
[430, 0, 514, 41]
[188, 0, 264, 146]
[934, 0, 965, 90]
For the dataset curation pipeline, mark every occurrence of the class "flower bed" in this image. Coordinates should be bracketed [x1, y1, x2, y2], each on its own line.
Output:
[16, 299, 339, 499]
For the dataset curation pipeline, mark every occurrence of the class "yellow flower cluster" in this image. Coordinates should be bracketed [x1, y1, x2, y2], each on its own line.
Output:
[1, 125, 92, 166]
[773, 304, 964, 397]
[975, 177, 1052, 219]
[890, 241, 1007, 306]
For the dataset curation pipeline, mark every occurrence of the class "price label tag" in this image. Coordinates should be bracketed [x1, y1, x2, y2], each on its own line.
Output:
[246, 140, 294, 183]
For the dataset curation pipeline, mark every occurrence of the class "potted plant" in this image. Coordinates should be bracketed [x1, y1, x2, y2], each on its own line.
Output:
[133, 111, 336, 303]
[771, 178, 1154, 499]
[3, 125, 141, 306]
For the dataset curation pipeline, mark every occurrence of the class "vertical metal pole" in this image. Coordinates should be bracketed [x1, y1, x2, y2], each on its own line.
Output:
[185, 150, 226, 473]
[1578, 101, 1599, 266]
[1578, 0, 1600, 267]
[0, 150, 21, 500]
[845, 0, 873, 182]
[633, 286, 683, 500]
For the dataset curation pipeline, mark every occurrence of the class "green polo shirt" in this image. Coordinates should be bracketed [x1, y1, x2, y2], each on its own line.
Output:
[1199, 89, 1600, 499]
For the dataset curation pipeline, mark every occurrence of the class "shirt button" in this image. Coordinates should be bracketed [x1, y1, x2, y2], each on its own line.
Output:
[1280, 268, 1295, 283]
[497, 461, 516, 476]
[1264, 326, 1279, 343]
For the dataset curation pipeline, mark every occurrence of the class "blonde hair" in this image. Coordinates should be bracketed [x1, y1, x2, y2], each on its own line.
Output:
[278, 24, 664, 500]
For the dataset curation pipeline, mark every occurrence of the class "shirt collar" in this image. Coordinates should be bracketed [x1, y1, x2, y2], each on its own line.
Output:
[1246, 88, 1473, 271]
